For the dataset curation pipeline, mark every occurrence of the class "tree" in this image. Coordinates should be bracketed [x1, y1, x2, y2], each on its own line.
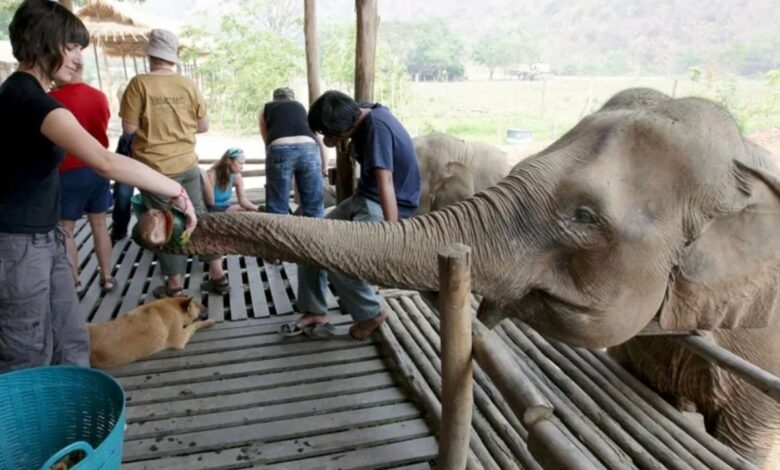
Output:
[385, 18, 464, 81]
[473, 34, 516, 80]
[319, 23, 407, 109]
[181, 1, 302, 132]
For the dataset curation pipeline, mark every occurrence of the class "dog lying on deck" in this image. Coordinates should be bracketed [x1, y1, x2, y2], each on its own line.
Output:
[88, 296, 215, 369]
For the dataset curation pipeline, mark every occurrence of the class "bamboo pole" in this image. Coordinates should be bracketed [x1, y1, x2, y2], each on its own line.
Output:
[376, 323, 484, 470]
[511, 321, 694, 469]
[572, 346, 750, 469]
[404, 296, 531, 440]
[303, 0, 320, 105]
[548, 337, 726, 469]
[472, 324, 597, 469]
[472, 322, 552, 426]
[383, 308, 500, 469]
[392, 298, 541, 469]
[676, 334, 780, 404]
[589, 347, 756, 469]
[493, 326, 634, 469]
[437, 245, 473, 470]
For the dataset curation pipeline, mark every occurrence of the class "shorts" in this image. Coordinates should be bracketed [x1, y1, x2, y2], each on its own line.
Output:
[59, 168, 112, 220]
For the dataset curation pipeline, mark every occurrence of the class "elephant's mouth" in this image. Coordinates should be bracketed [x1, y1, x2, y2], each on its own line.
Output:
[531, 288, 595, 315]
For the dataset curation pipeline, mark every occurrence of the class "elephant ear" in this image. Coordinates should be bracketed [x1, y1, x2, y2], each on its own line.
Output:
[659, 152, 780, 331]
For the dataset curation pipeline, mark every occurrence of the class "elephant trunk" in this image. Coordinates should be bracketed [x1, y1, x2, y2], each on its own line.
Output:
[140, 207, 477, 292]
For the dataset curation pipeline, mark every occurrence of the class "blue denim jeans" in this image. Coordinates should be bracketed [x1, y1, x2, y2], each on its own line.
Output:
[265, 142, 324, 218]
[296, 195, 385, 322]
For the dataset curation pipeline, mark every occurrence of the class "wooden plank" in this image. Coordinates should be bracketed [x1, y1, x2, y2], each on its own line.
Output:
[265, 261, 294, 315]
[262, 436, 438, 470]
[122, 419, 431, 470]
[206, 268, 225, 322]
[184, 312, 348, 343]
[119, 344, 379, 390]
[117, 249, 155, 315]
[111, 337, 373, 376]
[123, 402, 422, 461]
[245, 256, 270, 318]
[127, 387, 406, 440]
[148, 315, 354, 360]
[82, 235, 131, 321]
[126, 371, 395, 422]
[226, 255, 247, 320]
[124, 359, 387, 405]
[91, 241, 141, 323]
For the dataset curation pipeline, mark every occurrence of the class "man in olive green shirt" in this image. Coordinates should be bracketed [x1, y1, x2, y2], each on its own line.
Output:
[120, 28, 229, 298]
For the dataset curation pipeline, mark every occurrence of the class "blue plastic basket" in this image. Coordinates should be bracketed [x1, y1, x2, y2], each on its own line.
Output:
[0, 366, 126, 470]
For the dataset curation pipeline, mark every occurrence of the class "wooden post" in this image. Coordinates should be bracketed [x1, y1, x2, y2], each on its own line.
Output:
[92, 42, 103, 91]
[354, 0, 378, 102]
[437, 244, 473, 469]
[676, 334, 780, 404]
[304, 0, 320, 105]
[121, 53, 129, 80]
[132, 55, 139, 75]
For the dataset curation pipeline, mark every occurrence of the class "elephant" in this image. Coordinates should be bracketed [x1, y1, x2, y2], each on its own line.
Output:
[413, 133, 510, 213]
[137, 88, 780, 467]
[320, 133, 510, 213]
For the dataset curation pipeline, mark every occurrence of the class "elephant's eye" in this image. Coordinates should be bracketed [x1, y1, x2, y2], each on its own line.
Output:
[572, 207, 598, 224]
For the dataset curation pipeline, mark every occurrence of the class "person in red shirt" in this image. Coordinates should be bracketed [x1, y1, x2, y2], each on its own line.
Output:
[50, 67, 115, 293]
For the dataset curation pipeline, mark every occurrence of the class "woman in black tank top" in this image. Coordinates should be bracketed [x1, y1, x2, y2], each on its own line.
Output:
[260, 87, 328, 217]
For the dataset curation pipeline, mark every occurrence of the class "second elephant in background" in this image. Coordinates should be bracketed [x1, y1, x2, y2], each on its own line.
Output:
[413, 132, 510, 214]
[322, 132, 510, 213]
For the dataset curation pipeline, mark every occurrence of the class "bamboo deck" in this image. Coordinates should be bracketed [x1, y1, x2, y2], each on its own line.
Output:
[75, 216, 752, 469]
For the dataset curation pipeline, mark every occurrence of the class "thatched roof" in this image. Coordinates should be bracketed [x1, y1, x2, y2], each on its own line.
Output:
[77, 0, 178, 58]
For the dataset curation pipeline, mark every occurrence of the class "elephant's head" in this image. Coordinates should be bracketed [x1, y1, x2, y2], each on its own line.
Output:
[137, 88, 780, 349]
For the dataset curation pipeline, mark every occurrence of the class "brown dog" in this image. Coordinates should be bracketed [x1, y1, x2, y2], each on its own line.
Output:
[88, 296, 214, 369]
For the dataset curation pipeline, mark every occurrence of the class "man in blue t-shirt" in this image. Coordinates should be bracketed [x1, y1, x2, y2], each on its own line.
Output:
[279, 90, 421, 340]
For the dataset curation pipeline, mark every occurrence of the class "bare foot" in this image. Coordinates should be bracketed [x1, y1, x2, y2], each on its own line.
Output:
[349, 309, 388, 340]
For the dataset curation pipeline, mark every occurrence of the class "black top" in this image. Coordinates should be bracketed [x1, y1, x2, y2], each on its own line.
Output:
[263, 100, 316, 144]
[0, 72, 64, 233]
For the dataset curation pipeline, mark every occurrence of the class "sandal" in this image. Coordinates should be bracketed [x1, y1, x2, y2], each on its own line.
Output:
[303, 322, 348, 340]
[202, 275, 230, 295]
[74, 280, 83, 295]
[153, 285, 184, 299]
[99, 277, 116, 293]
[279, 320, 307, 337]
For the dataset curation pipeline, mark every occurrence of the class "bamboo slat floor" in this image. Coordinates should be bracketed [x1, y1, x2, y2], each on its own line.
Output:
[76, 217, 436, 469]
[75, 216, 753, 469]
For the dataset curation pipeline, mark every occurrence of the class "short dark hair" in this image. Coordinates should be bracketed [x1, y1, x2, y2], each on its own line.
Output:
[9, 0, 90, 79]
[307, 90, 361, 137]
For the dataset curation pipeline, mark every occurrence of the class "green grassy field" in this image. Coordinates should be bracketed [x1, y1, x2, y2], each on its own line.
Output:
[389, 76, 779, 146]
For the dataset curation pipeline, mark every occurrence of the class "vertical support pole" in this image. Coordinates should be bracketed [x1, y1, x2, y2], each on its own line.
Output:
[354, 0, 378, 103]
[121, 54, 129, 80]
[437, 244, 473, 470]
[304, 0, 320, 105]
[132, 55, 139, 75]
[92, 42, 103, 91]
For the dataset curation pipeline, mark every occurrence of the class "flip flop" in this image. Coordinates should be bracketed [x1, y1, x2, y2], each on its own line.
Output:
[279, 320, 307, 337]
[100, 277, 116, 293]
[303, 323, 350, 340]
